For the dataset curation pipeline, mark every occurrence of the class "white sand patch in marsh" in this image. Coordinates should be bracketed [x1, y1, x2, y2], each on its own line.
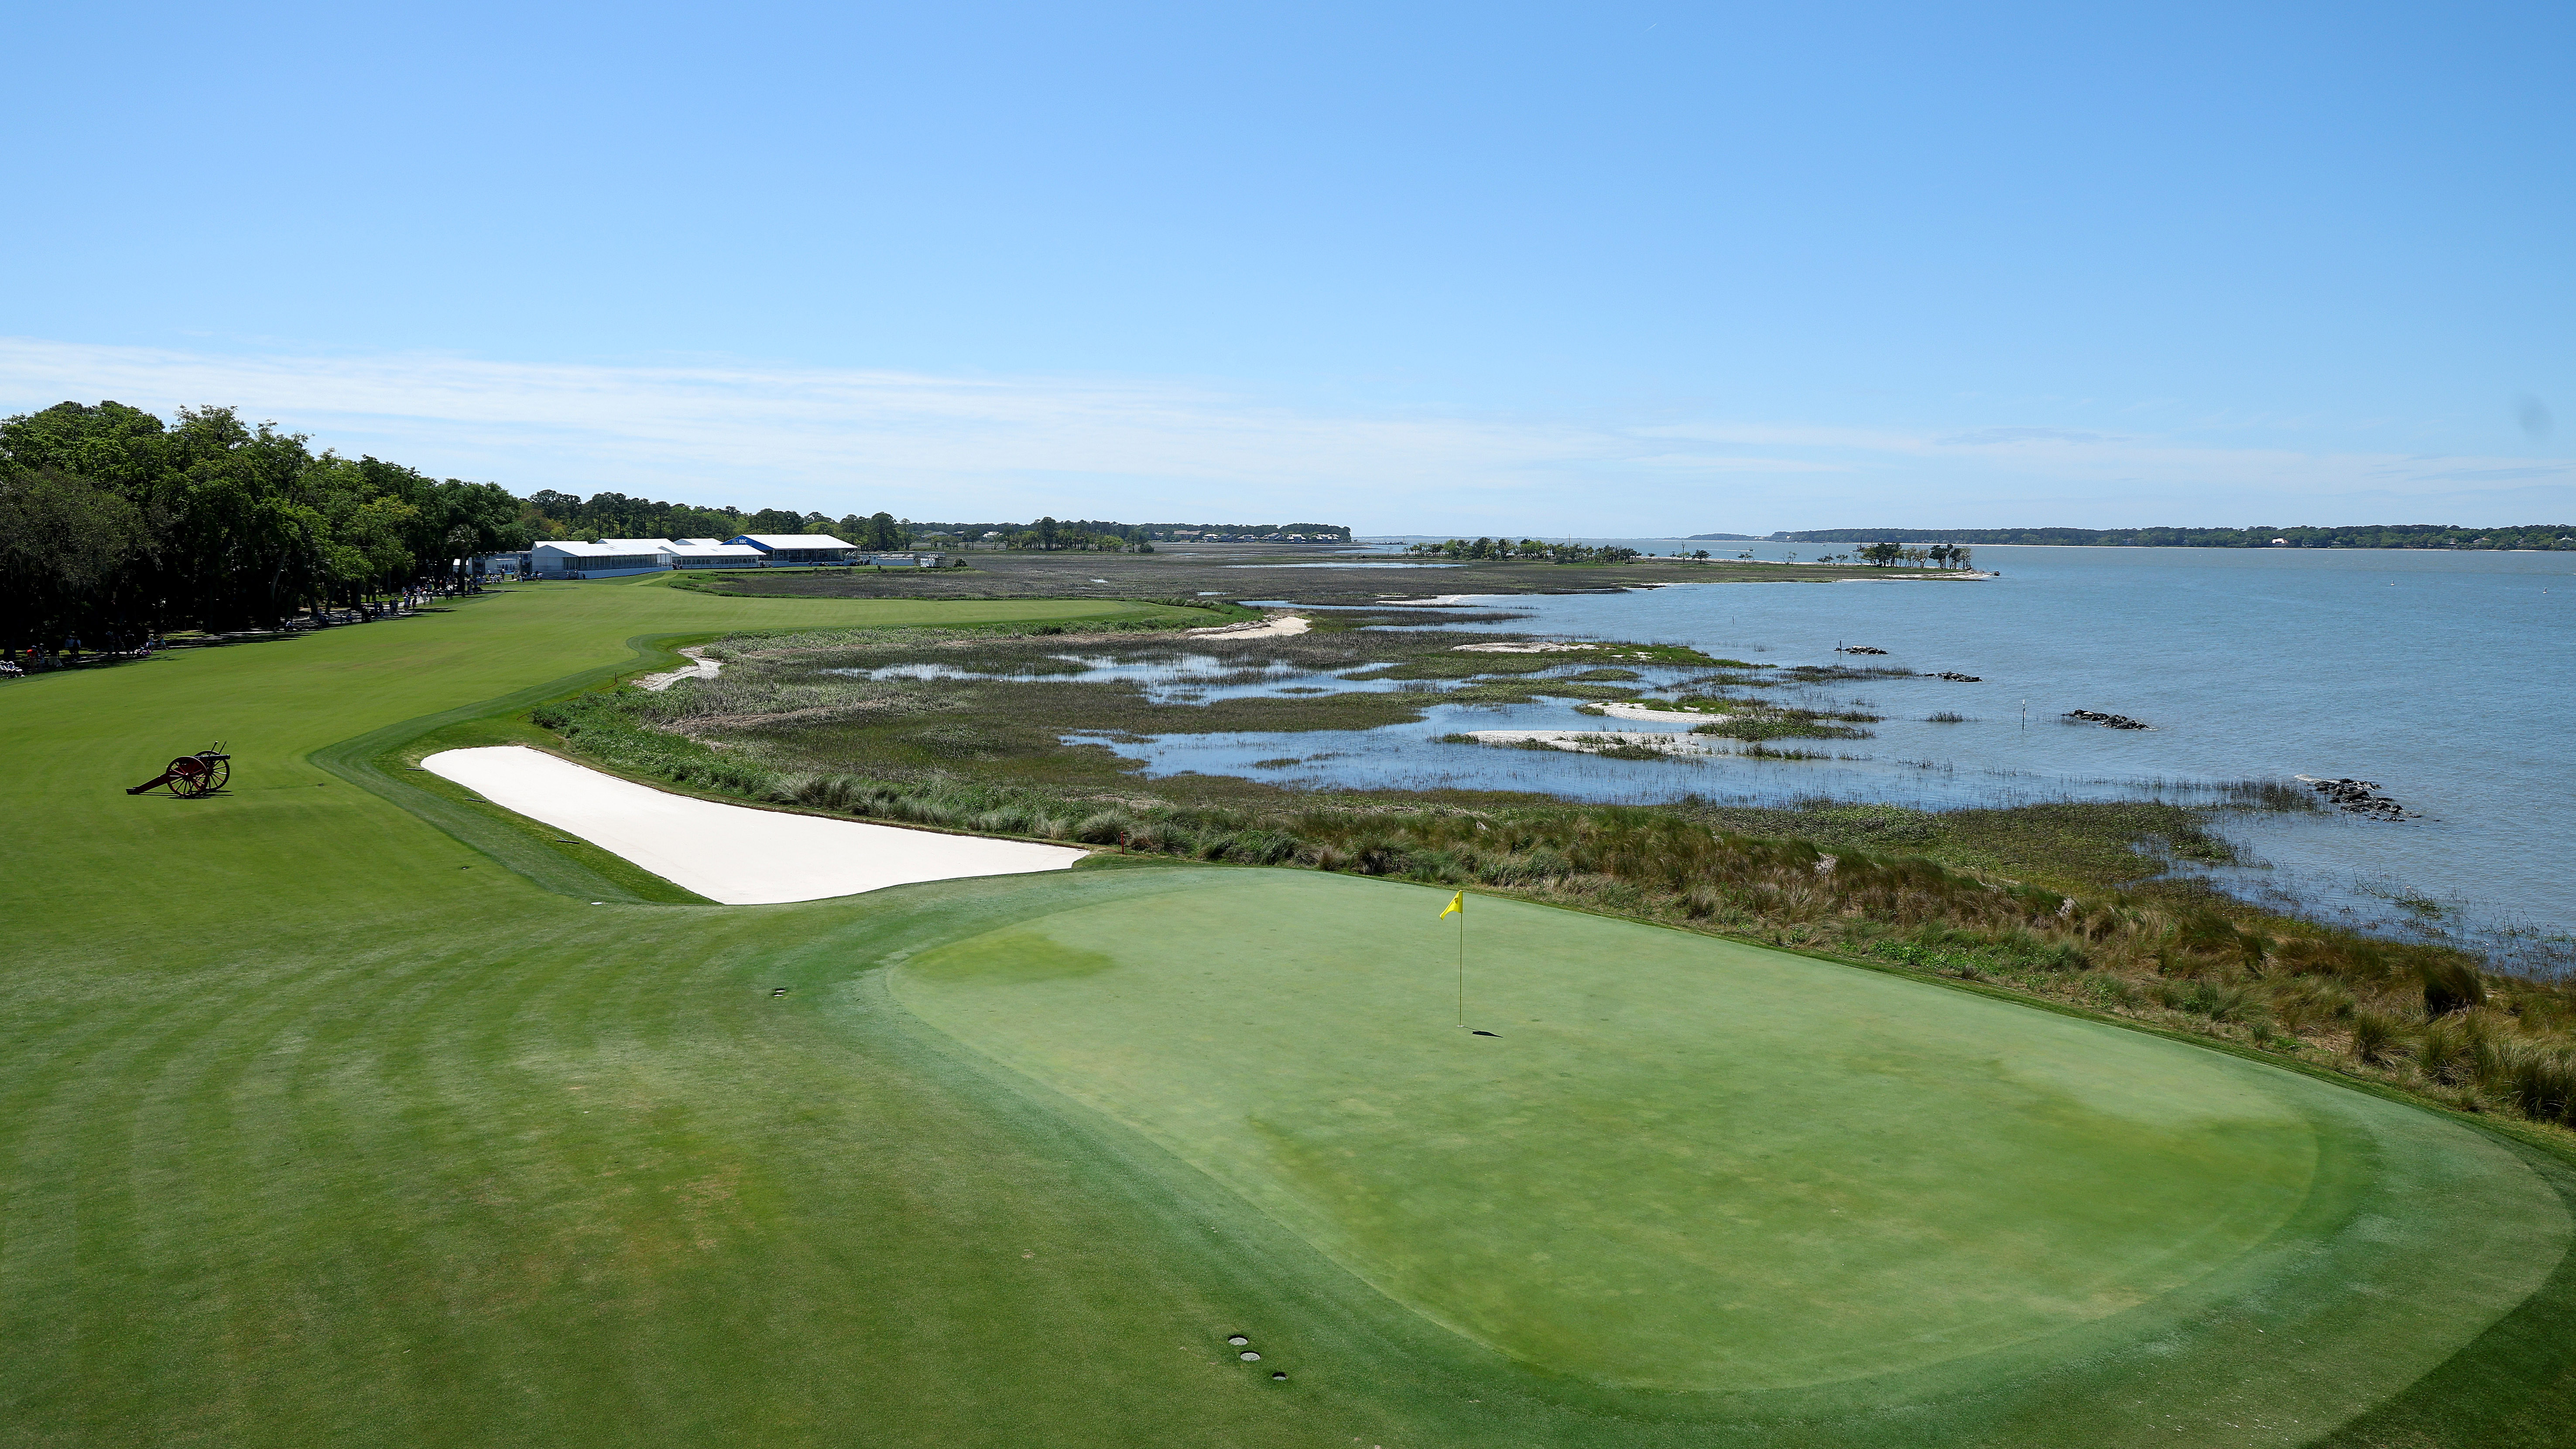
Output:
[1593, 700, 1733, 723]
[1188, 614, 1311, 639]
[421, 746, 1085, 904]
[1452, 641, 1599, 654]
[1454, 730, 1725, 757]
[635, 646, 721, 692]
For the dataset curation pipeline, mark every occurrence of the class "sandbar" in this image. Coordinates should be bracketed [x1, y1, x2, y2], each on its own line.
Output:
[1593, 700, 1730, 723]
[1458, 729, 1725, 757]
[635, 645, 722, 692]
[1188, 614, 1311, 639]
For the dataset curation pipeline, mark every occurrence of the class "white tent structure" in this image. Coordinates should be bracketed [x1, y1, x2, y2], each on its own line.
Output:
[662, 539, 766, 569]
[531, 541, 669, 579]
[730, 534, 858, 565]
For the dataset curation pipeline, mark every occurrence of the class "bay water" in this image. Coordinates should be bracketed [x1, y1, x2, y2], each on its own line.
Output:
[1087, 543, 2576, 971]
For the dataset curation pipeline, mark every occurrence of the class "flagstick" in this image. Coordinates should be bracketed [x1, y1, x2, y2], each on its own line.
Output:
[1457, 908, 1466, 1028]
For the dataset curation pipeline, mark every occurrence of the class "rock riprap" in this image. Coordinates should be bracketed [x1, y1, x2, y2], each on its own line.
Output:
[2062, 709, 2151, 730]
[2300, 776, 2417, 820]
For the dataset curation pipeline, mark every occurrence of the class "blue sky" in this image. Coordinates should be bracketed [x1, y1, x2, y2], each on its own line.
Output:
[3, 1, 2567, 532]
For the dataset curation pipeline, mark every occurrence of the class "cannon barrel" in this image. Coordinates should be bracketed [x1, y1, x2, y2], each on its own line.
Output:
[127, 750, 228, 797]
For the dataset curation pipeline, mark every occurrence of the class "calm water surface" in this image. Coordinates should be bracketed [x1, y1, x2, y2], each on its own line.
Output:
[1095, 545, 2576, 966]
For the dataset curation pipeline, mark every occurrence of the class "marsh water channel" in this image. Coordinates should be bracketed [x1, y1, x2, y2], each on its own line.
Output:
[841, 652, 1445, 704]
[792, 623, 2276, 822]
[1036, 651, 2198, 807]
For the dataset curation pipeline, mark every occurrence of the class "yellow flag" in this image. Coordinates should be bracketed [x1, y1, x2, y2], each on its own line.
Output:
[1440, 891, 1464, 919]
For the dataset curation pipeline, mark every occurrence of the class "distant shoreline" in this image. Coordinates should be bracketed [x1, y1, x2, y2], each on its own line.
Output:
[1753, 525, 2573, 552]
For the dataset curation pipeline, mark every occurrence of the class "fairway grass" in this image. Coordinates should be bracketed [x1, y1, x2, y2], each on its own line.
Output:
[7, 579, 2576, 1447]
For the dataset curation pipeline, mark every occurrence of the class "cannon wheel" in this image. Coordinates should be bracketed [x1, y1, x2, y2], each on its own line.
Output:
[201, 756, 230, 793]
[165, 757, 210, 798]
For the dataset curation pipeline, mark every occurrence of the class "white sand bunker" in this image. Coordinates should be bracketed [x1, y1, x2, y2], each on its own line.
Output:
[635, 646, 721, 692]
[1189, 614, 1310, 639]
[421, 746, 1085, 904]
[1457, 730, 1725, 757]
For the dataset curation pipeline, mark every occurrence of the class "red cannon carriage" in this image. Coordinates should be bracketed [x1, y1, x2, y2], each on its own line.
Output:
[128, 746, 231, 798]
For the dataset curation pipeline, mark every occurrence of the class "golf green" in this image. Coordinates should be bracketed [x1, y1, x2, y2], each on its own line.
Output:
[892, 873, 2566, 1416]
[6, 578, 2575, 1447]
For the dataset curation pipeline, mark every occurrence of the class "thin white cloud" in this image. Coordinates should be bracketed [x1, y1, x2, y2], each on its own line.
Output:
[0, 337, 2566, 531]
[1617, 453, 1849, 473]
[1934, 427, 2114, 447]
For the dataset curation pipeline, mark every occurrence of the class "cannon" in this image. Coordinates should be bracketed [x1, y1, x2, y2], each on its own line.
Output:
[128, 745, 231, 798]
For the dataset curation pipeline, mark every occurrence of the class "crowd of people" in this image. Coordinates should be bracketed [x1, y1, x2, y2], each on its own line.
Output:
[7, 626, 164, 675]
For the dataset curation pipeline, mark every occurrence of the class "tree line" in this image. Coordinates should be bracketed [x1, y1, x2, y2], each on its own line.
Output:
[1, 401, 528, 647]
[1405, 538, 1643, 563]
[0, 397, 1358, 648]
[1778, 524, 2576, 550]
[0, 401, 916, 648]
[1855, 542, 1975, 568]
[911, 517, 1154, 552]
[521, 491, 917, 552]
[910, 519, 1351, 547]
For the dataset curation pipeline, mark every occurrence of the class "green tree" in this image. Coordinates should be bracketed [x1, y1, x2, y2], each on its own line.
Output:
[0, 468, 147, 647]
